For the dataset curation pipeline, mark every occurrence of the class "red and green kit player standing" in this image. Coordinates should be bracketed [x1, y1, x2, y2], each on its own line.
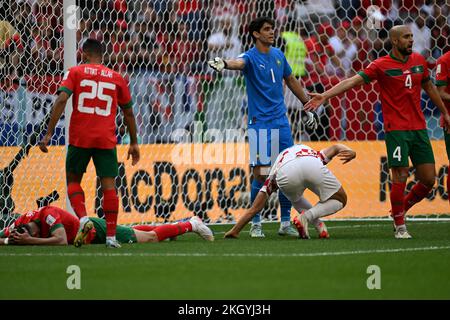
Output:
[39, 39, 140, 248]
[435, 50, 450, 205]
[305, 25, 450, 239]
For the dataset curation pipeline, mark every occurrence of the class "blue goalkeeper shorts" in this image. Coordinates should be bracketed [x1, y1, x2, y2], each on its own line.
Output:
[248, 115, 294, 167]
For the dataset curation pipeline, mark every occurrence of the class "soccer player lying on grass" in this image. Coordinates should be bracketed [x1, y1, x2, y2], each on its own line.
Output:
[0, 205, 79, 245]
[224, 143, 356, 239]
[0, 205, 214, 246]
[74, 215, 214, 247]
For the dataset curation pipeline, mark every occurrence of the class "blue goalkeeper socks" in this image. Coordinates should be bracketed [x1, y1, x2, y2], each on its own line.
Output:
[279, 191, 291, 223]
[251, 179, 264, 224]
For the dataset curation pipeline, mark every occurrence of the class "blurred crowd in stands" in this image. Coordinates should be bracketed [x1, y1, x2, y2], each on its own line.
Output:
[1, 0, 449, 142]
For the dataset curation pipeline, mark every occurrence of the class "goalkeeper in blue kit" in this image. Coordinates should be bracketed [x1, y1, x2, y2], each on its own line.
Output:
[208, 17, 319, 237]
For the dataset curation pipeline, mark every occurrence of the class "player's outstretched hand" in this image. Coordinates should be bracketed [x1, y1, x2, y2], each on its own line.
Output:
[38, 133, 51, 153]
[304, 93, 326, 111]
[224, 229, 239, 239]
[337, 150, 356, 164]
[443, 113, 450, 133]
[128, 143, 140, 166]
[208, 57, 226, 72]
[302, 111, 319, 131]
[11, 229, 32, 245]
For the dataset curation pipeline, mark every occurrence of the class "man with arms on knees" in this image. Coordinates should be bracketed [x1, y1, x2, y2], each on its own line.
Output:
[209, 17, 318, 238]
[305, 25, 450, 238]
[39, 38, 140, 248]
[224, 143, 355, 239]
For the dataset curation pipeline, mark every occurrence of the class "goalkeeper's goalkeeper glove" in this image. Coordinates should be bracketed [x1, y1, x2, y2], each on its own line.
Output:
[301, 110, 319, 131]
[208, 57, 227, 72]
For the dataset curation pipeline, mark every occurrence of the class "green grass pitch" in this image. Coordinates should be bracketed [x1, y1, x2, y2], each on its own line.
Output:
[1, 220, 450, 299]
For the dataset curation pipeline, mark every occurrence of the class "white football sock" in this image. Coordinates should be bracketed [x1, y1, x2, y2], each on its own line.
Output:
[79, 216, 89, 225]
[292, 197, 322, 227]
[304, 199, 344, 222]
[280, 221, 290, 228]
[292, 196, 313, 212]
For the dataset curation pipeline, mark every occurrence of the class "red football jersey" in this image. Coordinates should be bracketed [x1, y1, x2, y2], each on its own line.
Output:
[435, 51, 450, 127]
[358, 52, 430, 132]
[1, 206, 80, 244]
[58, 64, 132, 149]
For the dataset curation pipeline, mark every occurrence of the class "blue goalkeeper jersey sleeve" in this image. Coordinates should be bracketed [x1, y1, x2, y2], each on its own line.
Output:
[240, 46, 292, 123]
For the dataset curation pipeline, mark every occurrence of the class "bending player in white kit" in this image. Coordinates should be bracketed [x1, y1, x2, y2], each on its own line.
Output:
[224, 143, 356, 239]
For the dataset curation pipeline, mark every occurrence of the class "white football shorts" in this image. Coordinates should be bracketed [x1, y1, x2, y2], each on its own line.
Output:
[275, 156, 342, 203]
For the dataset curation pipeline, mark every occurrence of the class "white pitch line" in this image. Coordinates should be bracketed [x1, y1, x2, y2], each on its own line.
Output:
[1, 246, 450, 258]
[213, 220, 450, 234]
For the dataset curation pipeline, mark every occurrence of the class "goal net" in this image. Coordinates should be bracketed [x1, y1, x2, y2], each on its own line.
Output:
[1, 0, 448, 228]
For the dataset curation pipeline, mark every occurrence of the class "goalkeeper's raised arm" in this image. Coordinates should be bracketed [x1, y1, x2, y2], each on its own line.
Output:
[208, 56, 245, 71]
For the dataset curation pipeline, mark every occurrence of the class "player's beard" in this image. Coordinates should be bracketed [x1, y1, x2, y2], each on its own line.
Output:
[399, 45, 412, 56]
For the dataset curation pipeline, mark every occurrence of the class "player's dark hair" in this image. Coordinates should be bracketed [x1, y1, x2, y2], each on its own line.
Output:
[15, 223, 32, 235]
[249, 17, 275, 42]
[82, 38, 104, 57]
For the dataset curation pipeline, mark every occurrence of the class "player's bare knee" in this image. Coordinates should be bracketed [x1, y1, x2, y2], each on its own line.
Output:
[331, 187, 347, 207]
[100, 177, 116, 191]
[421, 177, 436, 189]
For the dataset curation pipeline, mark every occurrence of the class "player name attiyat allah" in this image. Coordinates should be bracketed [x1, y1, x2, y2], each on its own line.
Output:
[178, 304, 212, 317]
[83, 67, 113, 78]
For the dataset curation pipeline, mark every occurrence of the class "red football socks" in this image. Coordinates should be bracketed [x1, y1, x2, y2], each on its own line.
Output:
[67, 183, 87, 218]
[103, 189, 119, 237]
[133, 225, 157, 232]
[447, 165, 450, 206]
[153, 222, 192, 242]
[404, 182, 432, 213]
[390, 182, 406, 226]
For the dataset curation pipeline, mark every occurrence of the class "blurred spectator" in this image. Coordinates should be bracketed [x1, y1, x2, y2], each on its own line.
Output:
[398, 0, 424, 20]
[351, 16, 373, 72]
[281, 18, 307, 78]
[10, 1, 36, 77]
[336, 0, 361, 20]
[30, 18, 63, 76]
[210, 0, 239, 32]
[303, 23, 344, 140]
[420, 0, 434, 16]
[176, 0, 208, 40]
[173, 21, 199, 75]
[134, 1, 160, 28]
[281, 18, 309, 142]
[303, 23, 344, 87]
[296, 0, 336, 20]
[206, 12, 244, 131]
[207, 14, 242, 74]
[105, 21, 129, 73]
[330, 21, 358, 76]
[33, 0, 62, 29]
[430, 4, 450, 59]
[0, 19, 23, 79]
[360, 0, 392, 17]
[408, 9, 431, 57]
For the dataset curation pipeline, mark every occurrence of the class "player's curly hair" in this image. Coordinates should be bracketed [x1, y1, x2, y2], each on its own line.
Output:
[249, 17, 275, 42]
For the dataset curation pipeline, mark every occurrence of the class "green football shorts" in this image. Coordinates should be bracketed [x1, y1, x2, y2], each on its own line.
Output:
[444, 130, 450, 160]
[385, 129, 435, 168]
[89, 217, 137, 244]
[66, 145, 118, 177]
